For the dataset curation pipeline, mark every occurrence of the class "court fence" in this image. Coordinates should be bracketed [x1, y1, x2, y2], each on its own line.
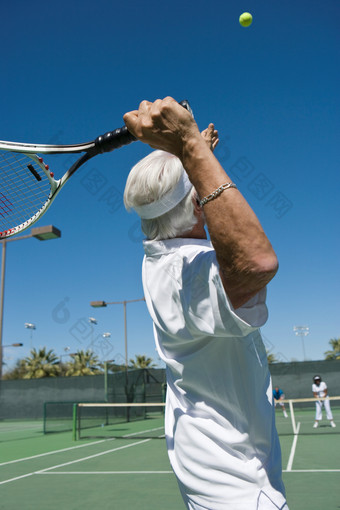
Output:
[0, 368, 166, 420]
[1, 360, 339, 421]
[269, 359, 340, 399]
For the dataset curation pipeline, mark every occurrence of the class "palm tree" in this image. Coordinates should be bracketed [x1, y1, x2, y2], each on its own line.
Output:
[65, 349, 102, 376]
[2, 359, 27, 380]
[324, 338, 340, 360]
[129, 354, 156, 369]
[266, 350, 278, 364]
[22, 347, 61, 379]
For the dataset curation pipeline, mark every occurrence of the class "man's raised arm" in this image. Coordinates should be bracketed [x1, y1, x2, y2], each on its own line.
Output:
[123, 97, 278, 308]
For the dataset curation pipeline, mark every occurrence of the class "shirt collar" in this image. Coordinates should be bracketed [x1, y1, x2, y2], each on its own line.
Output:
[143, 238, 212, 256]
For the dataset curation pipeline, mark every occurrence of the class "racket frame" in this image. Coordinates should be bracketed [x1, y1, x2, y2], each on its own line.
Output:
[0, 100, 192, 239]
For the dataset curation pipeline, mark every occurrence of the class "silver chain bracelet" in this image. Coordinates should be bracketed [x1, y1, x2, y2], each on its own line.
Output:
[199, 182, 237, 207]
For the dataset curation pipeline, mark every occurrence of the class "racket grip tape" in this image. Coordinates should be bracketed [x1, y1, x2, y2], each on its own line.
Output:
[95, 127, 136, 153]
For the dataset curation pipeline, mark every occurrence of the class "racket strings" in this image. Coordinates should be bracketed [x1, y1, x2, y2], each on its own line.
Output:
[0, 151, 52, 234]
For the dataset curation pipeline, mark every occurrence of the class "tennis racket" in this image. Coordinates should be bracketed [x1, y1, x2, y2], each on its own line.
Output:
[0, 100, 193, 239]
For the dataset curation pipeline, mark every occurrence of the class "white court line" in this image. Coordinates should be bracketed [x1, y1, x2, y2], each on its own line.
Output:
[0, 424, 42, 432]
[286, 422, 301, 471]
[0, 438, 113, 467]
[123, 426, 164, 438]
[34, 439, 151, 474]
[283, 469, 340, 473]
[0, 439, 150, 485]
[38, 470, 173, 475]
[41, 469, 340, 475]
[0, 423, 165, 468]
[0, 472, 36, 485]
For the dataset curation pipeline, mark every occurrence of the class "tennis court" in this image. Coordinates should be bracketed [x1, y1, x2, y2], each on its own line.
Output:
[1, 402, 340, 510]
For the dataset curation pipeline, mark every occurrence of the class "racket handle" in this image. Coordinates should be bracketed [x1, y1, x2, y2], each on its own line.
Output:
[179, 100, 194, 117]
[94, 100, 192, 154]
[95, 127, 137, 153]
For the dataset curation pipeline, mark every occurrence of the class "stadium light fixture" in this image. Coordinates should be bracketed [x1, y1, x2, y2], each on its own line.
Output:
[31, 225, 61, 241]
[90, 301, 107, 308]
[25, 323, 36, 330]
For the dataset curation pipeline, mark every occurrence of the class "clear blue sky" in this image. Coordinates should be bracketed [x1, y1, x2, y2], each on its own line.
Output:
[1, 0, 339, 371]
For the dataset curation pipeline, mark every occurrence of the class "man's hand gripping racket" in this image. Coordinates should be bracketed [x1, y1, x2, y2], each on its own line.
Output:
[0, 100, 193, 239]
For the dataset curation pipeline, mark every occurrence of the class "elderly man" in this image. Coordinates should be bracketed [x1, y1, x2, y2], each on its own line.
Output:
[123, 97, 288, 510]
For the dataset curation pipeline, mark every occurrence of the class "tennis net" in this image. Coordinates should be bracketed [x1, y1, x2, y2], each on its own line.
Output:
[43, 401, 91, 434]
[274, 396, 340, 435]
[73, 402, 166, 440]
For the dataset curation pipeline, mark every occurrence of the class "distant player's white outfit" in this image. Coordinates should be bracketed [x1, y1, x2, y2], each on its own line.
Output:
[143, 238, 288, 510]
[312, 381, 333, 421]
[273, 389, 288, 418]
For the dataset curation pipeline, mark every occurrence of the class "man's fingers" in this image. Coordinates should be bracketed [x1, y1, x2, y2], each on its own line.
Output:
[138, 100, 153, 113]
[123, 110, 139, 136]
[211, 137, 219, 151]
[124, 99, 171, 137]
[123, 97, 198, 156]
[201, 123, 219, 152]
[124, 100, 153, 133]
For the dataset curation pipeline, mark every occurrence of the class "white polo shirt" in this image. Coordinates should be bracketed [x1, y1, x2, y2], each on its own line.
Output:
[142, 238, 287, 510]
[312, 381, 327, 398]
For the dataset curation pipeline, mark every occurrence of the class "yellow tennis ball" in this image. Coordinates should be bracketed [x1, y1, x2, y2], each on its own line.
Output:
[239, 12, 253, 27]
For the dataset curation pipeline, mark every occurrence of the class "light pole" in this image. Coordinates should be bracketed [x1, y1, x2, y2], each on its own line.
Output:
[103, 358, 115, 402]
[59, 346, 76, 361]
[0, 225, 61, 379]
[25, 322, 36, 349]
[58, 348, 76, 374]
[91, 298, 145, 410]
[90, 298, 145, 373]
[293, 325, 310, 361]
[88, 317, 98, 346]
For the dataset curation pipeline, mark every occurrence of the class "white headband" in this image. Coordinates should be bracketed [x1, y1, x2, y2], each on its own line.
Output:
[133, 171, 192, 219]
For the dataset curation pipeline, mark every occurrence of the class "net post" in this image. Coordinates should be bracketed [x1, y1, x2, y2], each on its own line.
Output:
[288, 400, 297, 434]
[162, 383, 167, 404]
[72, 403, 78, 441]
[104, 362, 108, 403]
[43, 402, 47, 434]
[142, 369, 146, 403]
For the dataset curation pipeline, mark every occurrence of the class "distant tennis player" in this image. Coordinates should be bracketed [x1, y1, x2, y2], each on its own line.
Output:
[273, 386, 288, 418]
[124, 97, 288, 509]
[312, 375, 336, 428]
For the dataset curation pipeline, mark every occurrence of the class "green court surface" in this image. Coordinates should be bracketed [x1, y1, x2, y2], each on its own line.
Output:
[1, 417, 340, 510]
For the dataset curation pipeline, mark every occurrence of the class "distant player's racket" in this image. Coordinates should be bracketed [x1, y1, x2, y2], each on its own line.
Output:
[0, 100, 193, 239]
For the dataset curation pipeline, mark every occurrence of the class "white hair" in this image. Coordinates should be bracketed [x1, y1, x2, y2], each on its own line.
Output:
[124, 150, 198, 240]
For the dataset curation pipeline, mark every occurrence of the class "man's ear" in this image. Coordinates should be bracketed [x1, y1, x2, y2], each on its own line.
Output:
[193, 194, 202, 214]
